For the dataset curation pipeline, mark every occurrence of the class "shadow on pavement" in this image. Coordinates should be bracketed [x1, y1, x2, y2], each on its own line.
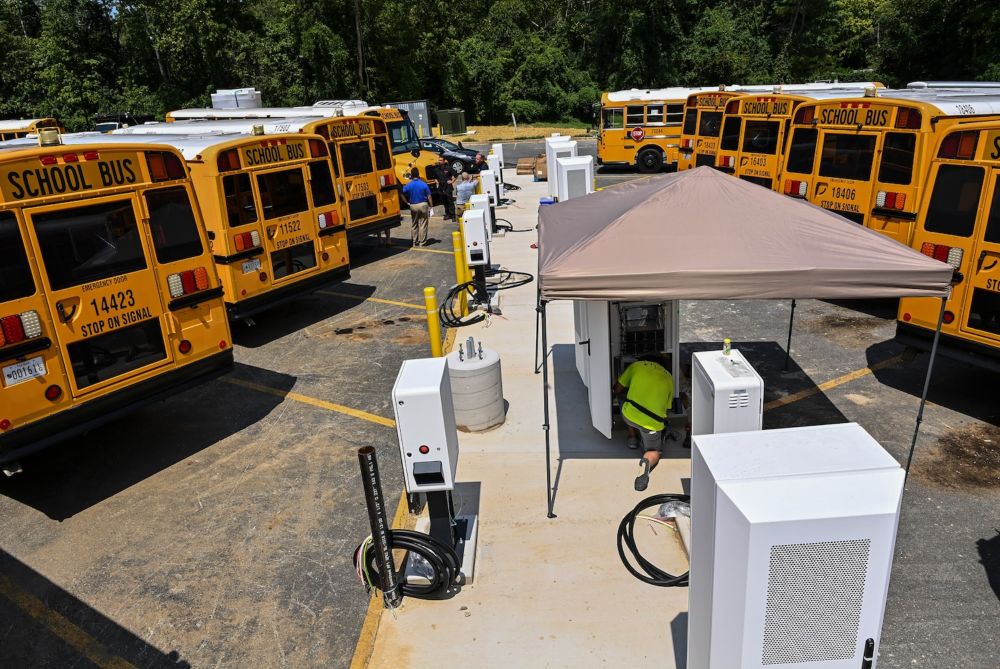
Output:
[0, 550, 190, 668]
[0, 363, 295, 520]
[670, 612, 688, 669]
[821, 297, 899, 320]
[231, 285, 375, 348]
[977, 532, 1000, 603]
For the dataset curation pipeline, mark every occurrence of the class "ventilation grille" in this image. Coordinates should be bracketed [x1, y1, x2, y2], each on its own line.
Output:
[728, 390, 750, 408]
[761, 539, 870, 665]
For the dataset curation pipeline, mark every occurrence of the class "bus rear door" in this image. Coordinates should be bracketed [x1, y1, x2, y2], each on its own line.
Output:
[959, 167, 1000, 343]
[25, 192, 175, 398]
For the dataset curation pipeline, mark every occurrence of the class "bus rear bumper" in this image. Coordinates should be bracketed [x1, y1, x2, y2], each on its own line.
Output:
[346, 214, 403, 241]
[0, 349, 234, 464]
[226, 265, 351, 320]
[895, 322, 1000, 372]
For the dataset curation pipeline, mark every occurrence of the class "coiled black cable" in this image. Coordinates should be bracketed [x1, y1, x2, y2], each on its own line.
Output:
[354, 529, 461, 599]
[617, 493, 691, 587]
[494, 218, 535, 233]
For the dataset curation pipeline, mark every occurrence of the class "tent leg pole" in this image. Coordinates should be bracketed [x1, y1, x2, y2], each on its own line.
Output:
[539, 300, 556, 518]
[783, 299, 796, 372]
[534, 289, 542, 374]
[904, 295, 947, 482]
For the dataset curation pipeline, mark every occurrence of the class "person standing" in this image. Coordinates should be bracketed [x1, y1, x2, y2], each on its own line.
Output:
[433, 157, 456, 221]
[401, 168, 433, 246]
[612, 354, 674, 491]
[469, 152, 489, 174]
[454, 172, 477, 220]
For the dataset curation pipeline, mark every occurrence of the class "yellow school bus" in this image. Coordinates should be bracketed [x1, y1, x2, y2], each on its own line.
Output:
[0, 118, 65, 141]
[0, 134, 233, 462]
[780, 89, 1000, 245]
[678, 89, 747, 170]
[166, 102, 442, 193]
[118, 117, 402, 240]
[44, 132, 351, 320]
[597, 87, 714, 172]
[897, 120, 1000, 369]
[714, 88, 877, 190]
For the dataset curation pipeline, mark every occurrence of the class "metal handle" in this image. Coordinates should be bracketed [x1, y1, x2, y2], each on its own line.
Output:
[578, 339, 591, 355]
[56, 301, 76, 323]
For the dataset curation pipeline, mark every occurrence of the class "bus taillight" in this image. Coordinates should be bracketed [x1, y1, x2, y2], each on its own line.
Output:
[217, 149, 241, 173]
[317, 211, 339, 229]
[876, 191, 906, 210]
[717, 155, 735, 169]
[0, 310, 42, 347]
[379, 174, 394, 187]
[147, 151, 186, 181]
[680, 138, 693, 149]
[233, 231, 261, 251]
[308, 139, 327, 157]
[784, 180, 807, 198]
[895, 108, 922, 130]
[167, 267, 211, 298]
[920, 242, 964, 269]
[793, 107, 814, 125]
[938, 131, 979, 160]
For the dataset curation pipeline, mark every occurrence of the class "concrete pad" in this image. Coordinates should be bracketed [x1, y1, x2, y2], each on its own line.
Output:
[368, 174, 692, 668]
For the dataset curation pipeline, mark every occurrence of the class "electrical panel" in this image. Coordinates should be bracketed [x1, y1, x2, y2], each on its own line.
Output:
[555, 155, 594, 202]
[461, 208, 490, 266]
[468, 193, 493, 239]
[545, 139, 577, 197]
[689, 423, 904, 669]
[392, 357, 460, 493]
[691, 349, 764, 436]
[478, 169, 499, 205]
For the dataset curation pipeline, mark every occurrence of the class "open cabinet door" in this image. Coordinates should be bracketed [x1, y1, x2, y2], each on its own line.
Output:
[586, 300, 613, 438]
[573, 300, 590, 386]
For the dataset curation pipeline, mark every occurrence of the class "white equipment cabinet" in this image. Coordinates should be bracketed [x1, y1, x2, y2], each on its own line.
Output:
[391, 358, 459, 493]
[573, 301, 682, 438]
[689, 423, 905, 669]
[468, 193, 493, 239]
[555, 155, 594, 202]
[478, 169, 499, 206]
[691, 349, 763, 436]
[460, 208, 489, 266]
[546, 140, 577, 198]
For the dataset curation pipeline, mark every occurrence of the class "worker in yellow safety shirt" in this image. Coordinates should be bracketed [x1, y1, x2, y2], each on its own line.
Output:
[613, 354, 673, 492]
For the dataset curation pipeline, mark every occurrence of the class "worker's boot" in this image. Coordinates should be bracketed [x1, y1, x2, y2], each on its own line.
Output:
[634, 458, 651, 492]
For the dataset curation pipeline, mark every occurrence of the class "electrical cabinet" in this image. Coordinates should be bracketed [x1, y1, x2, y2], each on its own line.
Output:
[546, 140, 577, 198]
[574, 300, 682, 438]
[461, 208, 489, 266]
[478, 169, 499, 206]
[468, 193, 493, 239]
[689, 423, 904, 669]
[555, 156, 594, 202]
[392, 357, 460, 493]
[692, 349, 764, 436]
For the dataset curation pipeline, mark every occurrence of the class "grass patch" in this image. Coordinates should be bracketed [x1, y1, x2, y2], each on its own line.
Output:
[441, 125, 594, 142]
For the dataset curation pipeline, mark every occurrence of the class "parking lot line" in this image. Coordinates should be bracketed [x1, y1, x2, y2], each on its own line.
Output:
[316, 290, 424, 310]
[0, 574, 138, 669]
[763, 354, 904, 412]
[221, 378, 396, 428]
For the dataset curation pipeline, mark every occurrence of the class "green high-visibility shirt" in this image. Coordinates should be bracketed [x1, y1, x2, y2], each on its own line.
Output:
[618, 361, 673, 432]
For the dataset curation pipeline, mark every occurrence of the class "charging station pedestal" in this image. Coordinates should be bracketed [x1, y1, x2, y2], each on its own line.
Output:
[393, 357, 479, 584]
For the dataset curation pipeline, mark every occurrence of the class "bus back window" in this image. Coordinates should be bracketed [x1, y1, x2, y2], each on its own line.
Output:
[720, 118, 742, 152]
[699, 112, 723, 138]
[924, 164, 983, 238]
[223, 173, 258, 227]
[819, 133, 876, 181]
[0, 211, 34, 302]
[340, 141, 374, 177]
[683, 109, 697, 136]
[372, 136, 392, 170]
[34, 200, 146, 290]
[144, 187, 203, 263]
[309, 161, 336, 207]
[984, 177, 1000, 244]
[742, 120, 780, 155]
[257, 168, 309, 220]
[878, 132, 917, 185]
[786, 128, 818, 174]
[603, 108, 623, 130]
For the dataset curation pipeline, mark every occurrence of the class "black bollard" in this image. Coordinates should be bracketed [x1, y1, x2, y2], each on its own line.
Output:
[357, 446, 403, 608]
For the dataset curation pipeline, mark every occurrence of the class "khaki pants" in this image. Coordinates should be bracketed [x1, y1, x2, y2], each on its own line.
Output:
[455, 203, 467, 220]
[410, 202, 429, 245]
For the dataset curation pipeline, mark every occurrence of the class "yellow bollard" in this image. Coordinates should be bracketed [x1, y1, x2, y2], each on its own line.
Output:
[452, 231, 468, 316]
[424, 287, 443, 357]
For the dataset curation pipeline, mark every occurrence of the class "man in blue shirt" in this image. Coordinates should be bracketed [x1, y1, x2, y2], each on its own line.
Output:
[401, 168, 433, 246]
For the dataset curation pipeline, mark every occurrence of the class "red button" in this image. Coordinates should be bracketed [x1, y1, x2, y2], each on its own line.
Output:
[419, 445, 430, 454]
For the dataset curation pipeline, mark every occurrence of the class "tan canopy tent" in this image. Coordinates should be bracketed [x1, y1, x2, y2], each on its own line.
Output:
[534, 167, 954, 517]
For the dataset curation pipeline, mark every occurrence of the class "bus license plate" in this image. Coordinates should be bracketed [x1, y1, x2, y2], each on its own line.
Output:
[241, 258, 262, 274]
[3, 356, 47, 387]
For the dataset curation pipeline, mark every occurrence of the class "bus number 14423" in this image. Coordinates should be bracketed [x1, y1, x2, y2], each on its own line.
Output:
[90, 289, 136, 316]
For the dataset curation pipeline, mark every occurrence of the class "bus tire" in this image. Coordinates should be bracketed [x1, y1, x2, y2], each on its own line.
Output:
[636, 148, 663, 174]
